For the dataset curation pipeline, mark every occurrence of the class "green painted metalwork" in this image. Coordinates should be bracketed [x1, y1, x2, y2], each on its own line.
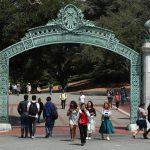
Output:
[0, 4, 141, 124]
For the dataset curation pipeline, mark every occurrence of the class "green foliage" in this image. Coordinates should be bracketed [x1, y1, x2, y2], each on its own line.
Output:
[1, 0, 150, 86]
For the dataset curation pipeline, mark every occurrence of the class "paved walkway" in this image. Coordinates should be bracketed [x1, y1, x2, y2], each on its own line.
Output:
[0, 92, 150, 150]
[1, 92, 131, 136]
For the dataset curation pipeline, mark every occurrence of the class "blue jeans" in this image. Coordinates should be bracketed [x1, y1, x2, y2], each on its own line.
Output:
[45, 117, 55, 137]
[20, 114, 29, 137]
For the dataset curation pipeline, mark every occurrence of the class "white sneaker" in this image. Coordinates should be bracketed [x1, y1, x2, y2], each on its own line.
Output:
[88, 137, 91, 140]
[86, 137, 89, 140]
[106, 137, 110, 141]
[31, 136, 35, 139]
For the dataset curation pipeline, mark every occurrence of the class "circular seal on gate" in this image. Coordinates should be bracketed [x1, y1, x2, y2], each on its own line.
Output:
[62, 4, 79, 31]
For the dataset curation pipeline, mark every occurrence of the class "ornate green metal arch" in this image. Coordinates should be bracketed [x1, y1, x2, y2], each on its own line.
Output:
[0, 4, 141, 124]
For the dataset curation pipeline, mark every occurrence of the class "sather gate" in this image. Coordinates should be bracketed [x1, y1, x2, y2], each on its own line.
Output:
[0, 4, 141, 130]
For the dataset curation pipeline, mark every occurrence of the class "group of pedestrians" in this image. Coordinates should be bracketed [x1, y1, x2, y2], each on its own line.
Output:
[66, 92, 114, 146]
[106, 87, 128, 110]
[9, 83, 21, 95]
[17, 95, 57, 139]
[17, 91, 115, 146]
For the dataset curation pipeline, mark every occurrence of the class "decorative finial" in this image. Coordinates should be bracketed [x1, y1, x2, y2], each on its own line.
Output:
[144, 20, 150, 32]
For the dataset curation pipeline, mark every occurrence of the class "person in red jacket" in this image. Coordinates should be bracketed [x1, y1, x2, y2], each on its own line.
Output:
[76, 103, 90, 146]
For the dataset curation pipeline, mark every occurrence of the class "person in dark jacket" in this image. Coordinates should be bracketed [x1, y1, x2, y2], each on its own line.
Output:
[43, 96, 57, 138]
[17, 94, 29, 138]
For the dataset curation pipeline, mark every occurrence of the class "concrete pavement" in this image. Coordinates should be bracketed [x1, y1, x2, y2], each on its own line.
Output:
[0, 91, 150, 150]
[0, 134, 150, 150]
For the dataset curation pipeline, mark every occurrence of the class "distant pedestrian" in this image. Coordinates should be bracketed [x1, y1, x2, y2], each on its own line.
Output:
[106, 89, 113, 108]
[37, 98, 43, 123]
[120, 87, 127, 105]
[43, 96, 58, 138]
[17, 94, 29, 138]
[67, 101, 78, 141]
[86, 101, 96, 140]
[78, 92, 86, 106]
[115, 92, 120, 109]
[60, 90, 67, 109]
[133, 103, 147, 139]
[13, 84, 17, 95]
[16, 83, 21, 96]
[76, 103, 90, 146]
[143, 103, 150, 139]
[26, 83, 32, 94]
[99, 102, 114, 140]
[49, 83, 53, 95]
[27, 95, 40, 138]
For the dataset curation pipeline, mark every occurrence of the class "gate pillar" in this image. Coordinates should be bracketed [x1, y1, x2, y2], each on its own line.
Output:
[0, 54, 11, 131]
[142, 42, 150, 109]
[142, 20, 150, 110]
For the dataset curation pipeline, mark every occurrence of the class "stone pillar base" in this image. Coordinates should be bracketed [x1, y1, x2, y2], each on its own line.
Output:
[127, 124, 138, 131]
[0, 123, 12, 131]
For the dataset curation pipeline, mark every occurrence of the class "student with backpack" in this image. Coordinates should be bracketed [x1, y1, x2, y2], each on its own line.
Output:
[27, 95, 40, 138]
[43, 96, 58, 138]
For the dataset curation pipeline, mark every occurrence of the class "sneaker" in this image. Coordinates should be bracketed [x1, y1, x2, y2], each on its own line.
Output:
[88, 137, 91, 140]
[81, 143, 84, 146]
[132, 135, 135, 139]
[45, 134, 50, 138]
[31, 136, 35, 139]
[106, 137, 110, 141]
[143, 134, 149, 139]
[86, 137, 89, 140]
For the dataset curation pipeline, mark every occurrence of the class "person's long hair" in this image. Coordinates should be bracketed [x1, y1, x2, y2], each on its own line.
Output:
[86, 101, 93, 109]
[103, 102, 110, 110]
[70, 100, 78, 109]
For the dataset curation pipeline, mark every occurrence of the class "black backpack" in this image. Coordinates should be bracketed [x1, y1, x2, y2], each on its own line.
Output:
[52, 106, 58, 120]
[29, 102, 38, 116]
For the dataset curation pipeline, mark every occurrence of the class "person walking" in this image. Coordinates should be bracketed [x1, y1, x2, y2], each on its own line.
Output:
[67, 101, 78, 141]
[27, 95, 40, 138]
[76, 103, 90, 146]
[60, 90, 67, 109]
[37, 98, 43, 123]
[106, 89, 113, 108]
[133, 103, 147, 139]
[17, 94, 29, 138]
[115, 92, 120, 110]
[120, 87, 126, 105]
[86, 101, 96, 140]
[99, 102, 114, 140]
[43, 96, 58, 138]
[49, 83, 53, 95]
[78, 91, 86, 106]
[142, 103, 150, 139]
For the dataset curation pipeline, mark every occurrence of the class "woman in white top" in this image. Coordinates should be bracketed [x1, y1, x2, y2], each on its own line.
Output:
[67, 101, 78, 141]
[133, 103, 147, 138]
